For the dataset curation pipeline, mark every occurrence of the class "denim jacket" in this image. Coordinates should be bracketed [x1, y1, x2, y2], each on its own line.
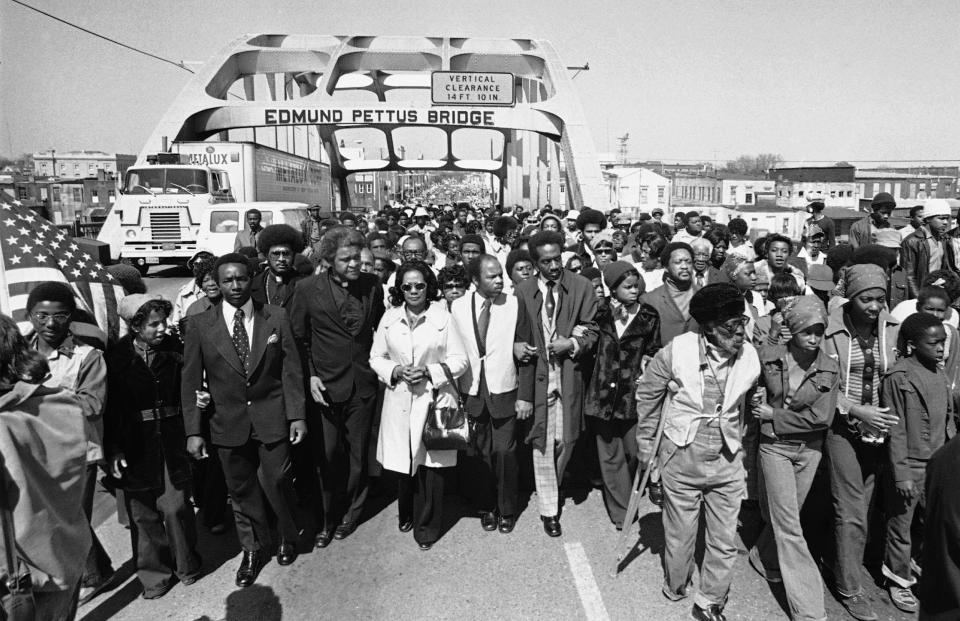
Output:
[757, 343, 840, 441]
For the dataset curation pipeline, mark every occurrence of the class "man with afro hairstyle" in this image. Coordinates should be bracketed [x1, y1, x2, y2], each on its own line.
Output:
[252, 224, 307, 308]
[564, 207, 607, 270]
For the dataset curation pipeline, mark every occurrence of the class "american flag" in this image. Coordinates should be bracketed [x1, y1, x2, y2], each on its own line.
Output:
[0, 200, 125, 340]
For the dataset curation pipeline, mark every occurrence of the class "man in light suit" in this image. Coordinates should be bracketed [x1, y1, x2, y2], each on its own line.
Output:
[182, 253, 307, 588]
[449, 255, 520, 534]
[515, 231, 598, 537]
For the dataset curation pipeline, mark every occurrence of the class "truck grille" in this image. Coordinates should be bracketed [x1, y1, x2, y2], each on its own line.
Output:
[149, 212, 181, 241]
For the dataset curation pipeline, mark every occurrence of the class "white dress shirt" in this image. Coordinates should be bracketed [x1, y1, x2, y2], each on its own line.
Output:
[223, 298, 255, 350]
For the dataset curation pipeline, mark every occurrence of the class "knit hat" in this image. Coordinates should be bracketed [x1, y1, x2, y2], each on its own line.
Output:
[105, 264, 147, 294]
[602, 261, 639, 290]
[807, 264, 835, 291]
[689, 283, 744, 324]
[844, 264, 887, 300]
[118, 293, 162, 323]
[872, 192, 897, 209]
[782, 295, 827, 334]
[806, 223, 825, 239]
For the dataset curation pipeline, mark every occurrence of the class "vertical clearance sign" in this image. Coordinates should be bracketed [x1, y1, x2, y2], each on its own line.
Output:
[431, 72, 515, 106]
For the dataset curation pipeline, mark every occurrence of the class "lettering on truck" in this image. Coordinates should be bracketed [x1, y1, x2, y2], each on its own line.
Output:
[186, 152, 231, 166]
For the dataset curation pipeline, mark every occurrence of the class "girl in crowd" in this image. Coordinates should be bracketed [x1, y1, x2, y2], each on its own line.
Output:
[370, 261, 468, 550]
[437, 265, 468, 309]
[705, 228, 729, 270]
[106, 294, 201, 599]
[751, 296, 839, 621]
[584, 262, 660, 530]
[754, 272, 804, 346]
[822, 264, 901, 621]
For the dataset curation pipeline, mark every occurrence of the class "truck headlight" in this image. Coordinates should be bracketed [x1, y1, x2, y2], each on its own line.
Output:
[125, 229, 137, 239]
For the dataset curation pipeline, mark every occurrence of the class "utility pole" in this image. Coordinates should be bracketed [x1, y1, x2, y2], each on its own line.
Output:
[617, 134, 629, 164]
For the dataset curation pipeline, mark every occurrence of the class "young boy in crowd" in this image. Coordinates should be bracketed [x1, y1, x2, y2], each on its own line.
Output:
[882, 312, 955, 613]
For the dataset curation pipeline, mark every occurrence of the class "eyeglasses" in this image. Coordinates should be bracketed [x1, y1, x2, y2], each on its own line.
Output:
[401, 282, 427, 292]
[269, 249, 293, 258]
[441, 283, 465, 291]
[568, 265, 582, 273]
[32, 311, 71, 324]
[715, 316, 748, 335]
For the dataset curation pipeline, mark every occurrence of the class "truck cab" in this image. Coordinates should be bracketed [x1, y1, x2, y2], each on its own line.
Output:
[101, 154, 234, 273]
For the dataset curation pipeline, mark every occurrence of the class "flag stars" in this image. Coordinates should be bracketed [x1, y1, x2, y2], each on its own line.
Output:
[71, 269, 82, 278]
[9, 255, 20, 265]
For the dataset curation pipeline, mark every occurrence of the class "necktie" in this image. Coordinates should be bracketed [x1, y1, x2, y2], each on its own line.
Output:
[614, 302, 629, 322]
[545, 280, 556, 321]
[696, 273, 705, 288]
[232, 308, 250, 370]
[478, 297, 492, 346]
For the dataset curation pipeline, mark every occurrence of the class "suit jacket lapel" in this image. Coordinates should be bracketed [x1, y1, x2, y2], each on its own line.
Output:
[528, 286, 546, 350]
[209, 306, 245, 376]
[248, 304, 269, 374]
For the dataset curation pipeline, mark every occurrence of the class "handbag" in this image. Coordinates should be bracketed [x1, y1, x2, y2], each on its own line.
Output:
[421, 363, 470, 451]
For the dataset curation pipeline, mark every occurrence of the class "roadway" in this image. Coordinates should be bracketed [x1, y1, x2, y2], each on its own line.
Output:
[73, 269, 915, 621]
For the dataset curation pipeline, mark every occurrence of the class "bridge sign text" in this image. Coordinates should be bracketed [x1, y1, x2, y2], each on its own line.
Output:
[431, 72, 515, 106]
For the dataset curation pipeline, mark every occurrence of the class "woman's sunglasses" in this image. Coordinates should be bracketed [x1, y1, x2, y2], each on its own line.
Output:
[401, 282, 427, 292]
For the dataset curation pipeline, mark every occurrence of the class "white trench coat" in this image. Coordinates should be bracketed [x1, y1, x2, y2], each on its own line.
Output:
[369, 302, 468, 475]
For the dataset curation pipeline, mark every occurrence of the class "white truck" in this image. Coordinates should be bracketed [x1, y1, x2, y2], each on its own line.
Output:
[98, 141, 334, 273]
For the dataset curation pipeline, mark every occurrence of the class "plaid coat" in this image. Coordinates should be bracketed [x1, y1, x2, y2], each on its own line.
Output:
[584, 302, 661, 421]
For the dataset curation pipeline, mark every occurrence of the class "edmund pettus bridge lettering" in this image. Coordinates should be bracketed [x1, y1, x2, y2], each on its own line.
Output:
[263, 108, 497, 127]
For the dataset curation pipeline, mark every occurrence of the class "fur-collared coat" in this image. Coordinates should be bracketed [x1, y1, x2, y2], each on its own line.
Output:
[584, 302, 661, 421]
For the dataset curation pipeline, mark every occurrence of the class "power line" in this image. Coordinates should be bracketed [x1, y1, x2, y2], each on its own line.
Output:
[8, 0, 194, 74]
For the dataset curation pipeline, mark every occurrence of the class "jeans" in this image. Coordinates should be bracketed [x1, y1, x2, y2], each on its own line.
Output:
[80, 465, 113, 587]
[825, 426, 883, 597]
[660, 419, 744, 609]
[756, 437, 827, 621]
[882, 468, 925, 588]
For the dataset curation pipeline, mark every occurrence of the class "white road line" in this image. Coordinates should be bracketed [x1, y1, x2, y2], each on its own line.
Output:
[564, 541, 611, 621]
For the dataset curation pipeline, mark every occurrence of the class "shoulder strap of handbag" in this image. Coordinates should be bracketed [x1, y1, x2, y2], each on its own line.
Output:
[439, 362, 464, 406]
[470, 293, 486, 358]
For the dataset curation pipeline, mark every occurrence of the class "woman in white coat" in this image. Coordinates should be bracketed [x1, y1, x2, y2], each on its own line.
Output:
[370, 260, 468, 549]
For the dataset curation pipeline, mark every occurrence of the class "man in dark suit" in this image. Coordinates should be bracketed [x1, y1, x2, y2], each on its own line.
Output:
[182, 253, 307, 588]
[251, 224, 307, 308]
[289, 226, 384, 548]
[515, 231, 598, 537]
[449, 255, 521, 534]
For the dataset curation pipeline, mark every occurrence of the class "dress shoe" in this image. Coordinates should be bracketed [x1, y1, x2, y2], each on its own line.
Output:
[141, 579, 175, 600]
[541, 515, 562, 538]
[418, 542, 433, 551]
[480, 511, 497, 532]
[691, 603, 726, 621]
[334, 521, 357, 540]
[498, 514, 516, 534]
[314, 528, 334, 548]
[235, 550, 266, 588]
[277, 540, 297, 566]
[398, 517, 414, 533]
[647, 481, 665, 507]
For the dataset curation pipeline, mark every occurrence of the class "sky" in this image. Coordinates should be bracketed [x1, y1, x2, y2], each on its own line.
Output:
[1, 0, 959, 164]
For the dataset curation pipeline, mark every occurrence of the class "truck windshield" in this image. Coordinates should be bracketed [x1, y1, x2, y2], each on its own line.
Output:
[122, 168, 209, 194]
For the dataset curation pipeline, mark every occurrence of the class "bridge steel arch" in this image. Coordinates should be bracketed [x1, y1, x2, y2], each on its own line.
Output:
[139, 35, 609, 211]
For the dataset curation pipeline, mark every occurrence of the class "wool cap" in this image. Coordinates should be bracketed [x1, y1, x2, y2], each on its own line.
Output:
[602, 261, 639, 290]
[844, 263, 887, 300]
[872, 192, 896, 209]
[722, 254, 752, 282]
[118, 293, 163, 323]
[782, 295, 827, 334]
[690, 283, 744, 324]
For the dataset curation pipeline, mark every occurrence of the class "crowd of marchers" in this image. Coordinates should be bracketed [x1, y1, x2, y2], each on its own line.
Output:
[6, 192, 960, 621]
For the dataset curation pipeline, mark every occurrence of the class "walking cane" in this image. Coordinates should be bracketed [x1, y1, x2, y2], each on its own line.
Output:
[0, 453, 35, 621]
[614, 390, 672, 576]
